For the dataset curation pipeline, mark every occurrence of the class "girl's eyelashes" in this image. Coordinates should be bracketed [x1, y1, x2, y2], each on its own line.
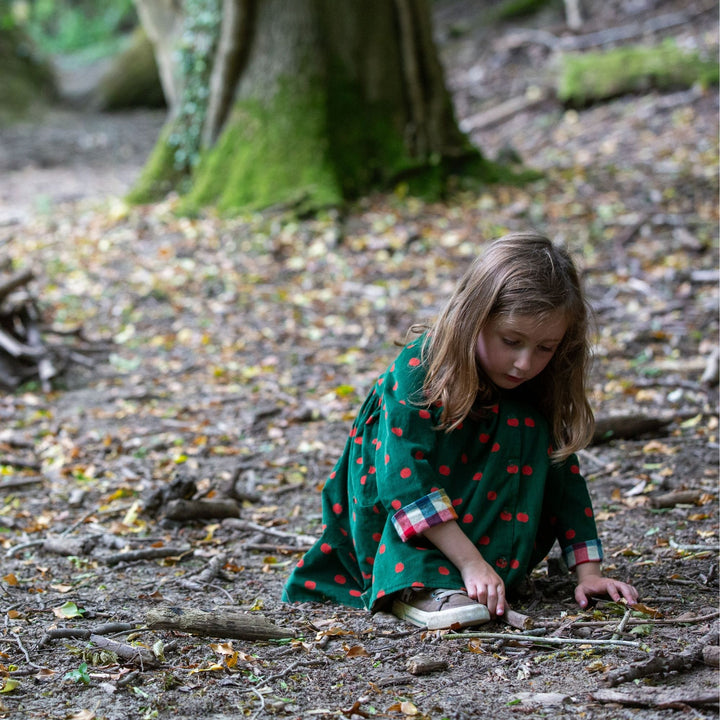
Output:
[502, 337, 519, 346]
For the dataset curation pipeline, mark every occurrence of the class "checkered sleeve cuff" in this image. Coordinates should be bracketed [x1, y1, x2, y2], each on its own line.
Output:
[391, 489, 458, 542]
[562, 539, 603, 569]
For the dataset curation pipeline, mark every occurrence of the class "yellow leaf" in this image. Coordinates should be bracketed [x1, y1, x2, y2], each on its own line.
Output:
[69, 710, 95, 720]
[2, 574, 18, 587]
[0, 678, 18, 693]
[344, 644, 370, 657]
[211, 642, 235, 656]
[400, 701, 420, 716]
[6, 610, 20, 619]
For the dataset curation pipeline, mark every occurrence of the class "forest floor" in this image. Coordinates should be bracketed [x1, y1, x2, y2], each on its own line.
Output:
[0, 1, 718, 719]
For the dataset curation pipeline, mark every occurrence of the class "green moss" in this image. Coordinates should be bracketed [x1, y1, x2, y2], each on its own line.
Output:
[490, 0, 556, 22]
[94, 27, 165, 110]
[126, 124, 191, 203]
[0, 26, 56, 122]
[180, 83, 343, 215]
[558, 41, 719, 106]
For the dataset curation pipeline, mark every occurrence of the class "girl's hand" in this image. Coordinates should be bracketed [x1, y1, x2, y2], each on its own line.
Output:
[574, 563, 639, 608]
[461, 559, 506, 617]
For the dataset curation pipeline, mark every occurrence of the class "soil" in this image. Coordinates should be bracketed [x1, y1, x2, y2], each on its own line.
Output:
[0, 1, 718, 719]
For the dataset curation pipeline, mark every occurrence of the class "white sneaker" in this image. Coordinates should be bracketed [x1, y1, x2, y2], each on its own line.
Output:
[391, 588, 491, 630]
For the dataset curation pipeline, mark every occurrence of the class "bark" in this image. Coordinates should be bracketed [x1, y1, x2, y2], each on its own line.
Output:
[145, 605, 296, 640]
[202, 0, 253, 145]
[133, 0, 185, 111]
[133, 0, 486, 212]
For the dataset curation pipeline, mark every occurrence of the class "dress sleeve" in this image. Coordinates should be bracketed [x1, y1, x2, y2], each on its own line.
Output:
[547, 454, 603, 569]
[373, 340, 458, 541]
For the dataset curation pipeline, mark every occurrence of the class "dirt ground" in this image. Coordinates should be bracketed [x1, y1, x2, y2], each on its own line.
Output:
[0, 1, 718, 719]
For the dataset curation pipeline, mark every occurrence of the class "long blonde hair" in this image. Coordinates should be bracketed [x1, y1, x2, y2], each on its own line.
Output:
[418, 232, 594, 461]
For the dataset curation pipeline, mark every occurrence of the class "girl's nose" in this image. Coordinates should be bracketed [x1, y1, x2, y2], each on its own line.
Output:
[514, 350, 532, 371]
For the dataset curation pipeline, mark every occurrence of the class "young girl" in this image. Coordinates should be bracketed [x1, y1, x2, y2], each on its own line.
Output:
[282, 232, 638, 630]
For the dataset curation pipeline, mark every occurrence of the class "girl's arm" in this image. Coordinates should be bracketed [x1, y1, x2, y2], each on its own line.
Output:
[422, 520, 506, 616]
[574, 561, 639, 608]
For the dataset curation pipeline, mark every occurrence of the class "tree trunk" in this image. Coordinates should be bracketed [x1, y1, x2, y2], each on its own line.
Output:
[131, 0, 492, 213]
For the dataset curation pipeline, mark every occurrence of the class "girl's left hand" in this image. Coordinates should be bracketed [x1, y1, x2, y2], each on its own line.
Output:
[574, 575, 638, 609]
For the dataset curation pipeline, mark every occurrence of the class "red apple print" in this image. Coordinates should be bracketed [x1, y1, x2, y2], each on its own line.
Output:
[571, 465, 580, 474]
[491, 442, 500, 452]
[349, 589, 362, 597]
[585, 507, 593, 517]
[516, 512, 529, 523]
[438, 566, 450, 576]
[496, 558, 508, 569]
[510, 559, 520, 569]
[524, 417, 535, 427]
[376, 589, 385, 598]
[385, 454, 390, 464]
[439, 465, 451, 475]
[452, 498, 462, 507]
[565, 529, 576, 540]
[479, 535, 490, 545]
[365, 556, 374, 566]
[479, 433, 490, 443]
[400, 467, 412, 478]
[333, 503, 342, 514]
[350, 428, 357, 437]
[507, 418, 519, 427]
[379, 544, 386, 554]
[419, 409, 431, 419]
[500, 511, 512, 521]
[297, 558, 304, 568]
[329, 471, 336, 479]
[360, 475, 367, 485]
[391, 427, 403, 436]
[372, 533, 381, 542]
[522, 465, 533, 476]
[414, 450, 424, 459]
[507, 464, 519, 474]
[391, 499, 401, 510]
[409, 357, 420, 366]
[487, 490, 497, 500]
[321, 543, 332, 553]
[462, 514, 473, 523]
[334, 575, 346, 584]
[395, 562, 405, 573]
[304, 580, 316, 590]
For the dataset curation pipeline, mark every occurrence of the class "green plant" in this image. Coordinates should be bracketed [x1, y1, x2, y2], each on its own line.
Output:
[64, 662, 91, 684]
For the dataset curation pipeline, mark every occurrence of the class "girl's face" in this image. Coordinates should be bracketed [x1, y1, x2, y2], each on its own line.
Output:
[475, 311, 567, 390]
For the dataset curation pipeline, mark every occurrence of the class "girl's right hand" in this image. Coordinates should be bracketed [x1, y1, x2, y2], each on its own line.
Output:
[461, 559, 506, 617]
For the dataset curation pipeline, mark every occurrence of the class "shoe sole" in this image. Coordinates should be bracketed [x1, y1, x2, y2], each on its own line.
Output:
[391, 599, 491, 630]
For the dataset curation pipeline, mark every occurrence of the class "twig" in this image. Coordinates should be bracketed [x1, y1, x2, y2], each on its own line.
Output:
[101, 546, 192, 566]
[38, 622, 135, 648]
[443, 631, 644, 649]
[224, 517, 318, 547]
[612, 609, 632, 640]
[5, 539, 44, 558]
[669, 538, 718, 552]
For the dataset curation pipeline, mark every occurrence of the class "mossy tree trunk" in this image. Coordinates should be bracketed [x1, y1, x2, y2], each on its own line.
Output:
[131, 0, 494, 214]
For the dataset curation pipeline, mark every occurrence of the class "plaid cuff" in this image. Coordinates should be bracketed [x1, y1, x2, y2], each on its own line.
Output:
[562, 539, 603, 569]
[391, 489, 458, 542]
